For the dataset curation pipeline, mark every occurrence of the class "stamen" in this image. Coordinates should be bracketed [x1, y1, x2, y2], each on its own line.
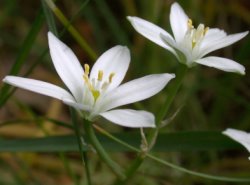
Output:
[101, 82, 109, 90]
[98, 70, 103, 81]
[84, 64, 90, 76]
[188, 19, 193, 29]
[83, 75, 93, 91]
[109, 73, 115, 83]
[204, 27, 209, 35]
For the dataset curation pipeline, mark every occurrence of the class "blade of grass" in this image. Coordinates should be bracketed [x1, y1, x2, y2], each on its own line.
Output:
[0, 131, 243, 152]
[80, 3, 106, 51]
[0, 118, 73, 129]
[0, 8, 44, 107]
[93, 0, 130, 45]
[1, 0, 91, 109]
[43, 0, 97, 60]
[41, 0, 58, 36]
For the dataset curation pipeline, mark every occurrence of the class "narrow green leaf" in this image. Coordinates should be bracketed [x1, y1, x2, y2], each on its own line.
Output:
[0, 131, 242, 152]
[41, 0, 58, 36]
[0, 8, 44, 107]
[93, 0, 130, 45]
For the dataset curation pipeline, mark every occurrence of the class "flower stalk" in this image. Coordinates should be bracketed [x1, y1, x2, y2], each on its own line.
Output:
[93, 124, 250, 183]
[83, 119, 126, 180]
[71, 108, 92, 185]
[113, 64, 188, 185]
[148, 64, 188, 148]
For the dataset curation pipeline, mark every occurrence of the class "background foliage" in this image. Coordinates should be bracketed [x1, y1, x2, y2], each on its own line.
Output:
[0, 0, 249, 184]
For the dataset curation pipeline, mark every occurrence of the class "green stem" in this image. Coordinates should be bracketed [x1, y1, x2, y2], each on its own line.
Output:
[44, 0, 97, 61]
[71, 108, 92, 185]
[156, 64, 188, 126]
[84, 120, 125, 180]
[93, 124, 250, 183]
[148, 64, 188, 146]
[113, 64, 188, 185]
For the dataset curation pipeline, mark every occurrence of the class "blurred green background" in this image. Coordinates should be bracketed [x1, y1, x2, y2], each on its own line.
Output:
[0, 0, 249, 184]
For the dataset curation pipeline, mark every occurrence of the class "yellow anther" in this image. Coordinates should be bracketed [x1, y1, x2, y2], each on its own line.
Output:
[188, 19, 193, 28]
[204, 27, 209, 35]
[98, 70, 103, 81]
[83, 74, 93, 91]
[109, 73, 115, 83]
[84, 64, 90, 76]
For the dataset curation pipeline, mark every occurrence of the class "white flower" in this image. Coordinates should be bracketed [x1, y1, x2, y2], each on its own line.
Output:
[127, 2, 248, 75]
[3, 32, 175, 128]
[223, 128, 250, 160]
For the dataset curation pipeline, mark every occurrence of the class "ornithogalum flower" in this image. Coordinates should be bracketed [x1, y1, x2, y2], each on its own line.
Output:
[223, 128, 250, 160]
[3, 32, 175, 128]
[127, 2, 248, 75]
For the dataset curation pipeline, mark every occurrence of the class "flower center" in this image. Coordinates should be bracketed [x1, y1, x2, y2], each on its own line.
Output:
[187, 19, 209, 49]
[83, 64, 115, 101]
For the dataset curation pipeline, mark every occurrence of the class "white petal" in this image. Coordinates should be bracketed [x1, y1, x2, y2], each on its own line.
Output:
[98, 73, 175, 112]
[223, 128, 250, 152]
[3, 76, 74, 101]
[201, 28, 227, 45]
[127, 16, 178, 57]
[90, 46, 130, 91]
[48, 32, 85, 101]
[100, 109, 155, 128]
[160, 33, 192, 64]
[170, 2, 189, 43]
[200, 31, 249, 57]
[195, 57, 245, 75]
[62, 98, 91, 112]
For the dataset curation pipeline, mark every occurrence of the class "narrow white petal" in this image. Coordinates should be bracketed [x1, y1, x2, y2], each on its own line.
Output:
[62, 98, 91, 112]
[223, 128, 250, 153]
[99, 73, 175, 112]
[160, 33, 192, 64]
[90, 46, 130, 90]
[3, 76, 74, 101]
[170, 2, 189, 43]
[200, 31, 249, 57]
[127, 16, 178, 57]
[48, 32, 85, 101]
[201, 28, 227, 45]
[195, 57, 245, 75]
[100, 109, 155, 128]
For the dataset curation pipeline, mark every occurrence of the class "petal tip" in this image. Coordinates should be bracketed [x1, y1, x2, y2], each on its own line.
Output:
[48, 31, 55, 39]
[2, 76, 7, 83]
[243, 30, 249, 36]
[127, 16, 132, 20]
[127, 16, 137, 22]
[116, 45, 130, 56]
[163, 73, 176, 80]
[171, 2, 183, 12]
[2, 76, 13, 83]
[239, 70, 246, 76]
[148, 123, 156, 128]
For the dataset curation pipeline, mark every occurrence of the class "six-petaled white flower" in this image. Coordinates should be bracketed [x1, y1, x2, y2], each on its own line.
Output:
[223, 128, 250, 160]
[3, 32, 175, 128]
[127, 2, 248, 75]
